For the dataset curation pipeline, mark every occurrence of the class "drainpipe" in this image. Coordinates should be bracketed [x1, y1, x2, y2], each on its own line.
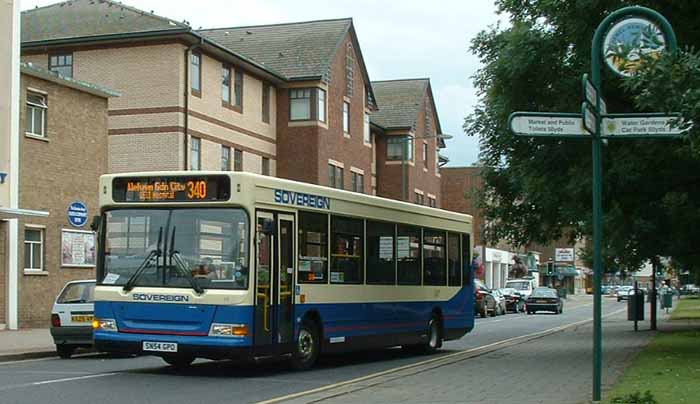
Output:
[183, 41, 200, 171]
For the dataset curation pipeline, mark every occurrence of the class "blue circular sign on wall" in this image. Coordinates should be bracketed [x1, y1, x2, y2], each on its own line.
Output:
[67, 201, 89, 227]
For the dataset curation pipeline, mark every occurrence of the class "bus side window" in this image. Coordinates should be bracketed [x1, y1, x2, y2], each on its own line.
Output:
[423, 229, 446, 286]
[462, 233, 472, 285]
[330, 215, 364, 284]
[447, 232, 461, 286]
[298, 211, 328, 283]
[397, 225, 421, 285]
[366, 221, 395, 285]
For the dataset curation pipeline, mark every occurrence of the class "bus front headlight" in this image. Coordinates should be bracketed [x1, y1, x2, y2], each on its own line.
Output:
[209, 323, 248, 337]
[93, 318, 118, 332]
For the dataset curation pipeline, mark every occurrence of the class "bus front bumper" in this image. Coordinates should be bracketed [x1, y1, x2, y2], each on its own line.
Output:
[94, 331, 253, 360]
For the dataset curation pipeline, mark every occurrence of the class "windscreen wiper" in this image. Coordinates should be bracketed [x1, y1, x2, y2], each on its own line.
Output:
[168, 226, 205, 295]
[123, 227, 163, 292]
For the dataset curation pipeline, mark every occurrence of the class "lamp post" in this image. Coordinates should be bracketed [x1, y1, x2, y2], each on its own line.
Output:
[400, 133, 452, 202]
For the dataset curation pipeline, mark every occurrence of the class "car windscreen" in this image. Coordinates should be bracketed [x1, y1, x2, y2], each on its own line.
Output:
[57, 282, 95, 304]
[100, 208, 250, 290]
[531, 289, 558, 298]
[505, 281, 530, 290]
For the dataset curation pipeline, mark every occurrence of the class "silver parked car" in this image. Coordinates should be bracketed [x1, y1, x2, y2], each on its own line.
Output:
[50, 280, 95, 358]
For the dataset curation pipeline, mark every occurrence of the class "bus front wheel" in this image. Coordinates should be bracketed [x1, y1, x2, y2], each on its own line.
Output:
[291, 320, 320, 370]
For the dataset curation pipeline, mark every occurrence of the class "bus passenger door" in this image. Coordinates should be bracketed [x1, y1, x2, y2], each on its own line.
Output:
[276, 214, 295, 354]
[255, 212, 275, 352]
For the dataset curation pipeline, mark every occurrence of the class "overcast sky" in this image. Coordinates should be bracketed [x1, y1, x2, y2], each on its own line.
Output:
[22, 0, 504, 167]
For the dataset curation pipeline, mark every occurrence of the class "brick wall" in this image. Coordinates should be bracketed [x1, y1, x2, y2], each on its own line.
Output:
[23, 42, 278, 176]
[441, 167, 484, 246]
[16, 74, 108, 327]
[375, 87, 442, 206]
[276, 33, 373, 191]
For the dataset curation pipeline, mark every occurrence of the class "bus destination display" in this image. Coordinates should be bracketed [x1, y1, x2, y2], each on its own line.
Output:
[112, 176, 230, 202]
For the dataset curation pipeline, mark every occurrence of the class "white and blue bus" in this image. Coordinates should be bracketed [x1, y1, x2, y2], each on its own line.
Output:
[93, 172, 474, 368]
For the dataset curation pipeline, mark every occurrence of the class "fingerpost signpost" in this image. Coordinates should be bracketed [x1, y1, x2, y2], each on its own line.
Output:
[508, 6, 683, 402]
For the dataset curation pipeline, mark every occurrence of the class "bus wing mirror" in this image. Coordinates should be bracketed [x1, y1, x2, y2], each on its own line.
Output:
[90, 215, 101, 232]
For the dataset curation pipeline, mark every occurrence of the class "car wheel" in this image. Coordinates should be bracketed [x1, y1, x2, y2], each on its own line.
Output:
[291, 320, 320, 370]
[162, 355, 195, 368]
[480, 303, 488, 318]
[56, 345, 75, 359]
[518, 302, 525, 312]
[489, 303, 497, 317]
[617, 297, 621, 302]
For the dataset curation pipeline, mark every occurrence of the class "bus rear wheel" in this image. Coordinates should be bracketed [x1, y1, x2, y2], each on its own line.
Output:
[413, 314, 442, 355]
[291, 320, 320, 370]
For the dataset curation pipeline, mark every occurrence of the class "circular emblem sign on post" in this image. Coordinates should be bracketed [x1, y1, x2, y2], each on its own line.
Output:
[67, 201, 89, 227]
[603, 17, 667, 77]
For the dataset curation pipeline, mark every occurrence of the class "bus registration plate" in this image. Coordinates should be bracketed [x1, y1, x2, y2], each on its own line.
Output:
[143, 341, 177, 353]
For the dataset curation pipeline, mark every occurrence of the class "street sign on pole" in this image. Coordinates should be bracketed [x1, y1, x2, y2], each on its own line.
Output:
[508, 6, 679, 402]
[509, 113, 586, 137]
[602, 115, 686, 137]
[582, 103, 597, 135]
[583, 74, 598, 108]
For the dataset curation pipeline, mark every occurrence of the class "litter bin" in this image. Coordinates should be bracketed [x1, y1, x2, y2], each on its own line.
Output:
[558, 288, 568, 299]
[662, 293, 673, 309]
[627, 292, 644, 321]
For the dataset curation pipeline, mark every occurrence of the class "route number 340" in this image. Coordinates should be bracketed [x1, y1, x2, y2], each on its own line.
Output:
[186, 180, 207, 199]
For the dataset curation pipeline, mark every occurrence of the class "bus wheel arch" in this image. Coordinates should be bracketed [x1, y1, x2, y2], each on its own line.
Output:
[291, 310, 322, 370]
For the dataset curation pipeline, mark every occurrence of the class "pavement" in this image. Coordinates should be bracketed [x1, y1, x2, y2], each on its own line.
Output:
[0, 328, 56, 361]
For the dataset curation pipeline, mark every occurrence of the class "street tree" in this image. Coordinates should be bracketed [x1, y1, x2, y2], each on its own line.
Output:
[466, 0, 700, 274]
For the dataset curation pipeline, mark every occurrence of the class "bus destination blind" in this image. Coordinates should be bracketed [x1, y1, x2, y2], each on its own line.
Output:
[112, 176, 230, 202]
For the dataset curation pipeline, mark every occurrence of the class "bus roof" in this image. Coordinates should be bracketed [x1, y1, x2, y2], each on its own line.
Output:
[99, 171, 472, 225]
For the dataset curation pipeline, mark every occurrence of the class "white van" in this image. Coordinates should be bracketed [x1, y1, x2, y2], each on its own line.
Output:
[504, 278, 536, 299]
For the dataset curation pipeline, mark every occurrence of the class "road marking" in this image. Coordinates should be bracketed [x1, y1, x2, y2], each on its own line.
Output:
[31, 372, 119, 386]
[256, 307, 627, 404]
[0, 352, 103, 366]
[0, 372, 119, 392]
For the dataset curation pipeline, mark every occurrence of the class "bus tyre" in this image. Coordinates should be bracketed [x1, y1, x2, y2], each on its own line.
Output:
[163, 355, 194, 368]
[56, 345, 75, 359]
[419, 315, 442, 355]
[291, 320, 320, 371]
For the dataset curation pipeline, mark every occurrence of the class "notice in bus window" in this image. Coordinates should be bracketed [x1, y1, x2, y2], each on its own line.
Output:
[103, 273, 120, 284]
[397, 236, 410, 259]
[330, 272, 344, 283]
[379, 236, 393, 260]
[299, 260, 311, 272]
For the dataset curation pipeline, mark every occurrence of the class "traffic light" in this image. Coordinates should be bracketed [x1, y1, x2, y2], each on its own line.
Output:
[547, 261, 554, 275]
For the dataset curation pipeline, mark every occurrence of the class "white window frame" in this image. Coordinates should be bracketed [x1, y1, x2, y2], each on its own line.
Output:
[318, 88, 327, 123]
[190, 137, 201, 170]
[343, 102, 350, 133]
[26, 92, 47, 137]
[290, 88, 312, 121]
[24, 226, 45, 272]
[221, 145, 231, 171]
[363, 113, 371, 145]
[191, 53, 201, 93]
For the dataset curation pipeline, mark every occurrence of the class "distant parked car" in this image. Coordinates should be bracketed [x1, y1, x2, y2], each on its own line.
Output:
[616, 286, 634, 302]
[50, 280, 95, 358]
[498, 288, 524, 312]
[526, 287, 564, 315]
[492, 289, 508, 315]
[504, 279, 536, 300]
[475, 280, 498, 318]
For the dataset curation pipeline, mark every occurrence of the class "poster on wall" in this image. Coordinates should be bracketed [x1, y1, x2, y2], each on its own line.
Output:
[62, 230, 96, 267]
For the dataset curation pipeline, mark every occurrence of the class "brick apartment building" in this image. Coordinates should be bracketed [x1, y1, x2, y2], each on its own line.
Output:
[441, 166, 484, 244]
[19, 0, 445, 200]
[0, 63, 116, 328]
[200, 20, 377, 192]
[372, 79, 447, 207]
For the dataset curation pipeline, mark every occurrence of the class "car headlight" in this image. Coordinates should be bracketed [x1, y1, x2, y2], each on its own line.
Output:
[92, 318, 118, 332]
[209, 323, 248, 338]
